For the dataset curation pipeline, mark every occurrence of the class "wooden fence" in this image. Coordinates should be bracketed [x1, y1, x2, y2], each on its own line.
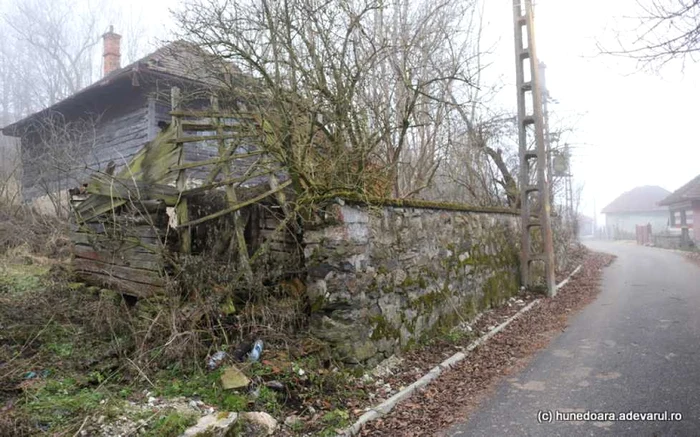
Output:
[69, 88, 299, 297]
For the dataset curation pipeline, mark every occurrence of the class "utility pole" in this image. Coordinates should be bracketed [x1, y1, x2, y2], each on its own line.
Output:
[593, 198, 597, 239]
[564, 142, 574, 223]
[539, 62, 553, 190]
[513, 0, 557, 297]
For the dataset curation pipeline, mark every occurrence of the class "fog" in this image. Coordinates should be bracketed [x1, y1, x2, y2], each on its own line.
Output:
[2, 0, 698, 226]
[480, 0, 700, 225]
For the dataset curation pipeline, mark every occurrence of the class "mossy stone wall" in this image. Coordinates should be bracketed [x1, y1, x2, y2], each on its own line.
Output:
[304, 202, 521, 366]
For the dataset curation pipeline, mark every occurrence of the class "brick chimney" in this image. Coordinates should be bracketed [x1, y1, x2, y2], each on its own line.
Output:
[102, 25, 121, 77]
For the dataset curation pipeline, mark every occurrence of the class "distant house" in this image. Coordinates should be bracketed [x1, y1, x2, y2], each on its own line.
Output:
[1, 27, 237, 212]
[577, 214, 594, 237]
[658, 174, 700, 244]
[601, 186, 671, 239]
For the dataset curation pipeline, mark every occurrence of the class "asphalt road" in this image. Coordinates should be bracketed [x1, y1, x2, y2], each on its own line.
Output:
[447, 241, 700, 437]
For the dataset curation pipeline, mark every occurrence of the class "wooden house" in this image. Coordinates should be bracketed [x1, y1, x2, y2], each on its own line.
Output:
[1, 30, 301, 296]
[658, 174, 700, 246]
[601, 186, 670, 239]
[1, 28, 238, 205]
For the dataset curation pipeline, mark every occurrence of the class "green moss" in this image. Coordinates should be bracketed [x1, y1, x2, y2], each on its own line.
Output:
[316, 409, 351, 436]
[67, 282, 86, 291]
[315, 192, 521, 216]
[399, 274, 428, 289]
[369, 315, 400, 341]
[251, 386, 283, 417]
[480, 271, 519, 309]
[152, 369, 249, 413]
[409, 291, 441, 313]
[145, 411, 197, 437]
[310, 295, 326, 313]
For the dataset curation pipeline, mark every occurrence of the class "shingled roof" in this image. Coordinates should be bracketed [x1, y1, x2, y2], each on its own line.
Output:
[2, 41, 239, 136]
[658, 174, 700, 206]
[601, 186, 670, 214]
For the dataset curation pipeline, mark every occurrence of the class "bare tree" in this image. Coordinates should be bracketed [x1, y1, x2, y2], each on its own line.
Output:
[0, 0, 153, 212]
[17, 112, 102, 217]
[2, 0, 105, 105]
[604, 0, 700, 68]
[174, 0, 484, 200]
[0, 0, 151, 113]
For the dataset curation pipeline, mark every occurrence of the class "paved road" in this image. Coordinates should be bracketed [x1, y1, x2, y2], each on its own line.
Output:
[447, 241, 700, 437]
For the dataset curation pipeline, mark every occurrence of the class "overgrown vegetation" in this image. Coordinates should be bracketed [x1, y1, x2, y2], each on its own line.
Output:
[0, 213, 371, 436]
[0, 0, 589, 435]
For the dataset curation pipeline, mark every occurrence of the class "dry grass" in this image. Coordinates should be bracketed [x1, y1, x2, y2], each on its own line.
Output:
[0, 205, 71, 258]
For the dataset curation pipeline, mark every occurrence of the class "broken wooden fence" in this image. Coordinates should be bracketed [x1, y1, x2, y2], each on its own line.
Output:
[70, 88, 298, 297]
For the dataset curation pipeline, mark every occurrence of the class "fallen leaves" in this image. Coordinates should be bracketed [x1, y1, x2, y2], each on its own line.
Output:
[358, 250, 616, 437]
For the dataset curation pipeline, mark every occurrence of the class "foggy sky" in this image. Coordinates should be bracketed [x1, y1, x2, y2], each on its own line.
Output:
[49, 0, 700, 224]
[483, 0, 700, 225]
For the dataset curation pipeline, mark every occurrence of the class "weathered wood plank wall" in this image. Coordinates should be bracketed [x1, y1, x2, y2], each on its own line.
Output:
[21, 90, 151, 201]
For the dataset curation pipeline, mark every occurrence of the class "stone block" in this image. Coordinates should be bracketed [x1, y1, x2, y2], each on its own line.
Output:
[303, 203, 545, 365]
[347, 223, 369, 244]
[340, 205, 370, 224]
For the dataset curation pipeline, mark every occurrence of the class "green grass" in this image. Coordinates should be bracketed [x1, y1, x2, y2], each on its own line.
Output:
[22, 378, 111, 431]
[153, 369, 249, 412]
[144, 412, 197, 437]
[0, 255, 366, 437]
[315, 409, 351, 436]
[0, 262, 49, 294]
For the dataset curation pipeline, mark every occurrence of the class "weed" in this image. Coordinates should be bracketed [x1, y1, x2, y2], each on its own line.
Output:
[253, 386, 282, 416]
[220, 393, 248, 411]
[316, 409, 351, 436]
[0, 262, 48, 294]
[153, 369, 248, 412]
[22, 378, 109, 431]
[144, 411, 197, 437]
[46, 341, 73, 358]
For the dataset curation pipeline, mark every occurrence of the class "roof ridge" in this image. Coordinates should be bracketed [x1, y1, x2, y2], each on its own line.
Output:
[601, 185, 671, 214]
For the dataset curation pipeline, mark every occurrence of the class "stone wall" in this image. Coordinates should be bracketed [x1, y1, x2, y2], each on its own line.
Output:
[303, 201, 522, 366]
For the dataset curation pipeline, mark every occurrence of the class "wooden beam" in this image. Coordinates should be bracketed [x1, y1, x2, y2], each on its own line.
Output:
[73, 222, 164, 239]
[73, 270, 162, 298]
[212, 97, 254, 281]
[169, 150, 265, 171]
[71, 232, 165, 253]
[86, 174, 180, 203]
[172, 86, 191, 254]
[177, 179, 292, 228]
[73, 196, 127, 222]
[73, 244, 164, 271]
[181, 122, 251, 131]
[73, 258, 165, 286]
[167, 133, 259, 144]
[169, 109, 260, 119]
[180, 170, 275, 196]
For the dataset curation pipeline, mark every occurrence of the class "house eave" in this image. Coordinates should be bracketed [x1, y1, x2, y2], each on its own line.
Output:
[1, 67, 212, 138]
[1, 69, 137, 137]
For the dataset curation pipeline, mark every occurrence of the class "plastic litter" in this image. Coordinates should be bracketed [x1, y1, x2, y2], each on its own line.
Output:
[265, 380, 285, 391]
[248, 340, 264, 362]
[207, 351, 227, 370]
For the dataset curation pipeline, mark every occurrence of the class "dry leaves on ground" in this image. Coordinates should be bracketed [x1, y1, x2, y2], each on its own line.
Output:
[359, 250, 615, 437]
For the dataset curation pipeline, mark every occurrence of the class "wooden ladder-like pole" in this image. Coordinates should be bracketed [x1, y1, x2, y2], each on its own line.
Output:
[172, 86, 191, 254]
